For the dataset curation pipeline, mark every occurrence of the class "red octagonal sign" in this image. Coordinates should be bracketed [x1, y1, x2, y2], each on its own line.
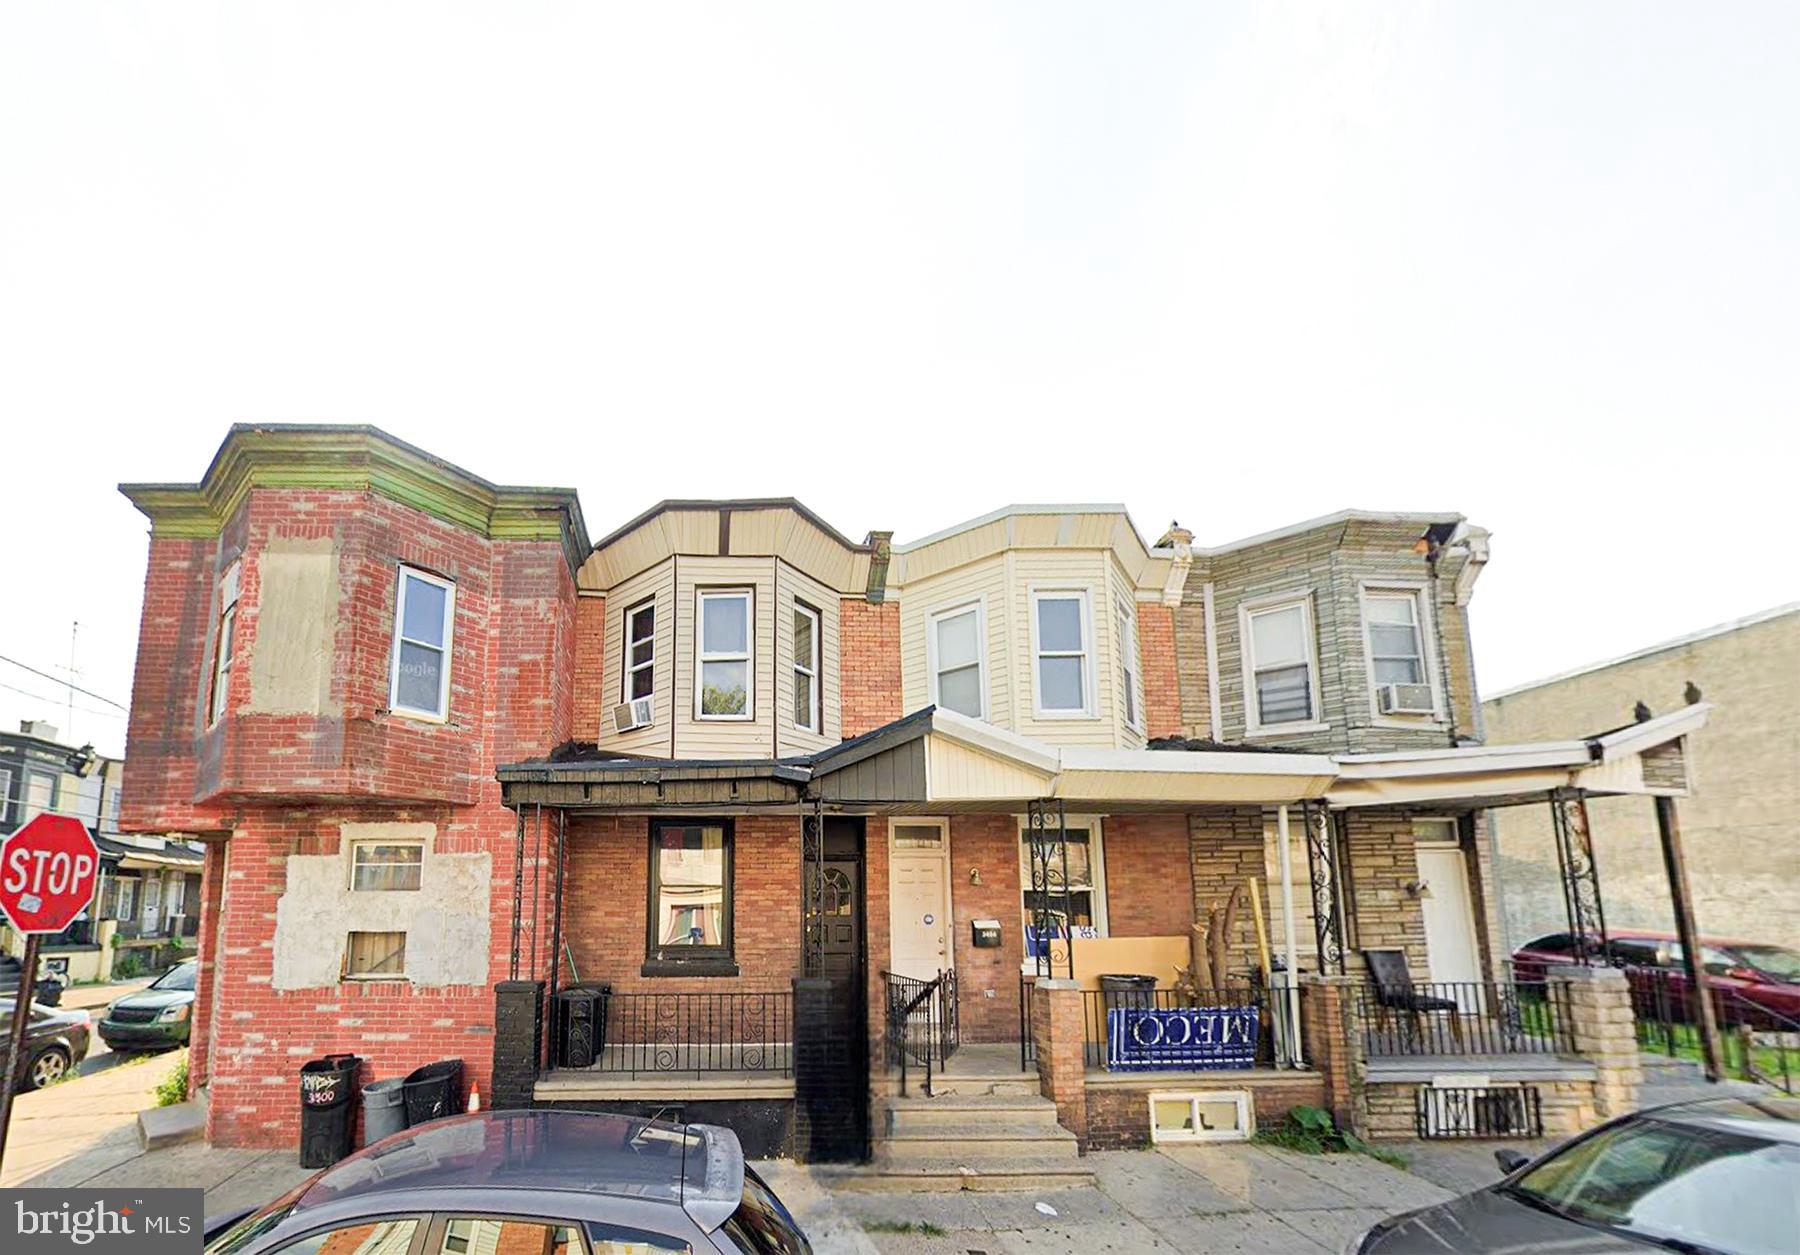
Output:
[0, 813, 101, 935]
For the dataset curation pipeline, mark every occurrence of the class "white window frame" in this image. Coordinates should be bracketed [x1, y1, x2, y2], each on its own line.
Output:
[387, 566, 456, 721]
[1117, 596, 1143, 733]
[208, 584, 238, 728]
[1015, 814, 1109, 966]
[792, 601, 821, 733]
[695, 588, 754, 721]
[23, 771, 56, 824]
[622, 597, 657, 706]
[1358, 581, 1446, 725]
[1147, 1090, 1254, 1144]
[925, 599, 989, 721]
[1238, 591, 1326, 736]
[0, 767, 11, 828]
[347, 839, 426, 892]
[1028, 587, 1097, 719]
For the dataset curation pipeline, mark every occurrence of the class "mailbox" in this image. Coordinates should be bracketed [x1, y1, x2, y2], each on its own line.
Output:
[971, 918, 1002, 948]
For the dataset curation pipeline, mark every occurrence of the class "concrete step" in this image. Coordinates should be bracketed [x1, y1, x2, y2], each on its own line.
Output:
[876, 1120, 1080, 1165]
[874, 1072, 1041, 1098]
[1639, 1052, 1704, 1079]
[825, 1158, 1097, 1193]
[881, 1092, 1061, 1134]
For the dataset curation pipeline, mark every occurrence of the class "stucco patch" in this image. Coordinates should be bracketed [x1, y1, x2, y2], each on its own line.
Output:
[247, 536, 341, 716]
[271, 821, 490, 989]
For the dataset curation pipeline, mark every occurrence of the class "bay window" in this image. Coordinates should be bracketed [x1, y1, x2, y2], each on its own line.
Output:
[1031, 590, 1094, 717]
[1242, 596, 1320, 731]
[929, 602, 986, 719]
[696, 589, 752, 719]
[389, 567, 455, 719]
[793, 602, 821, 732]
[1117, 597, 1142, 731]
[624, 598, 656, 703]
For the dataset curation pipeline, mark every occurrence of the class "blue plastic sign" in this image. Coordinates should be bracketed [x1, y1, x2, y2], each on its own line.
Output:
[1106, 1005, 1259, 1071]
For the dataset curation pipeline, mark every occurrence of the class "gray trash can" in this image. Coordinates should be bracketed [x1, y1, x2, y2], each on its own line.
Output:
[362, 1078, 408, 1145]
[1099, 973, 1159, 1019]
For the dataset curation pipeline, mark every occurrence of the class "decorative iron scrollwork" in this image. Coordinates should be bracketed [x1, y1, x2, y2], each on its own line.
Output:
[1302, 801, 1346, 974]
[802, 801, 826, 977]
[1026, 798, 1073, 979]
[1550, 788, 1609, 966]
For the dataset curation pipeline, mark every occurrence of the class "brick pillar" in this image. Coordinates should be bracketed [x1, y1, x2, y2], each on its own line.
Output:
[793, 976, 864, 1162]
[491, 980, 545, 1111]
[1299, 974, 1368, 1139]
[187, 838, 229, 1095]
[1549, 964, 1642, 1120]
[1030, 979, 1087, 1148]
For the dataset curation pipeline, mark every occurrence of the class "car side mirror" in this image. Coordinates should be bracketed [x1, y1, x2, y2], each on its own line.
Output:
[1724, 967, 1757, 982]
[1494, 1149, 1530, 1175]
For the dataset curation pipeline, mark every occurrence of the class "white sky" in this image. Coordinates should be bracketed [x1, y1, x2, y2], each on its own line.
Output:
[2, 3, 1796, 758]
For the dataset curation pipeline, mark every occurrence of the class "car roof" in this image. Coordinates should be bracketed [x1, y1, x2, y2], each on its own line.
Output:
[292, 1111, 744, 1229]
[1522, 930, 1776, 950]
[1639, 1096, 1800, 1145]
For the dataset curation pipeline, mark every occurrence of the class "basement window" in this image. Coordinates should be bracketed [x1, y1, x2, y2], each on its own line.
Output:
[1148, 1090, 1253, 1144]
[350, 842, 424, 892]
[344, 931, 407, 980]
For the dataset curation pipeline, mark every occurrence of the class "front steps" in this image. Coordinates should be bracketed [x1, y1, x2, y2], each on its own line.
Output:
[844, 1088, 1094, 1192]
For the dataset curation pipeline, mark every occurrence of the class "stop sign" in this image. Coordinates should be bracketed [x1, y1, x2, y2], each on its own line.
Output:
[0, 814, 101, 935]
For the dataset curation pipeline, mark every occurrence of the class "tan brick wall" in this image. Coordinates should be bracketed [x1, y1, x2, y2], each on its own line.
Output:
[1340, 811, 1429, 976]
[1483, 607, 1800, 952]
[1365, 1079, 1600, 1140]
[1188, 807, 1266, 982]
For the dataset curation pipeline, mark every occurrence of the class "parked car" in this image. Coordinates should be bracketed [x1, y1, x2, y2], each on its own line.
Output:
[1350, 1095, 1800, 1253]
[1512, 930, 1800, 1026]
[202, 1110, 810, 1255]
[98, 958, 197, 1052]
[0, 1001, 91, 1089]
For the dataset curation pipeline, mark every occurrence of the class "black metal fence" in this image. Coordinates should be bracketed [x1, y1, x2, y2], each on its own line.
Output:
[1415, 1086, 1545, 1139]
[1081, 984, 1295, 1070]
[1357, 980, 1573, 1058]
[1630, 969, 1799, 1094]
[589, 990, 793, 1077]
[883, 969, 957, 1095]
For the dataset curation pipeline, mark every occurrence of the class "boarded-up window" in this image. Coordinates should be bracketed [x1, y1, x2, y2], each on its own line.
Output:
[344, 931, 406, 979]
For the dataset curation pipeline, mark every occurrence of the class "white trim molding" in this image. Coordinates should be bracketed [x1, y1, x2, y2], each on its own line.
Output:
[926, 597, 989, 721]
[1027, 585, 1099, 720]
[1357, 579, 1447, 728]
[1237, 589, 1325, 738]
[388, 565, 456, 722]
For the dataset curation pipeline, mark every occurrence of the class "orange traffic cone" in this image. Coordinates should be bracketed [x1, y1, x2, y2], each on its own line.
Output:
[468, 1083, 481, 1113]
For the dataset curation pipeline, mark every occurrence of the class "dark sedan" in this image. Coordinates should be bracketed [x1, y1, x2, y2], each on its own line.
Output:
[1352, 1096, 1800, 1253]
[204, 1109, 810, 1255]
[0, 1001, 91, 1089]
[99, 958, 197, 1052]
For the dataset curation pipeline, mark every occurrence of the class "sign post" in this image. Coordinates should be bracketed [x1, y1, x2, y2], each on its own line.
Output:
[0, 813, 102, 1173]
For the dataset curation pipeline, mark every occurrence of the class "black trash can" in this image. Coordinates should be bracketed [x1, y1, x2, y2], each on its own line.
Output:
[299, 1053, 361, 1168]
[1099, 974, 1159, 1019]
[554, 984, 611, 1069]
[362, 1078, 408, 1145]
[401, 1059, 464, 1126]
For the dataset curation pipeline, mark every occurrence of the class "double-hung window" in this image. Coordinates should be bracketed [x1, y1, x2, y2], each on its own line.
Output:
[208, 561, 240, 726]
[1031, 590, 1094, 717]
[646, 819, 734, 972]
[624, 599, 656, 703]
[929, 602, 985, 719]
[389, 567, 455, 719]
[792, 602, 821, 732]
[1018, 820, 1105, 956]
[350, 842, 424, 891]
[1365, 589, 1429, 687]
[697, 589, 752, 719]
[1243, 598, 1319, 731]
[1117, 598, 1142, 731]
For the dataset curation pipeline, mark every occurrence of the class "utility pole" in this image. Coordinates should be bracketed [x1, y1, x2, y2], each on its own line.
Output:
[65, 620, 80, 738]
[1655, 792, 1724, 1082]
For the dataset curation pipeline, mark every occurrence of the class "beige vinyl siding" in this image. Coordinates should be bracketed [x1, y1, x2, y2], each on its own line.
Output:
[1106, 558, 1150, 750]
[1009, 550, 1118, 747]
[926, 738, 1055, 802]
[900, 554, 1011, 723]
[594, 561, 677, 756]
[775, 560, 841, 756]
[673, 557, 779, 757]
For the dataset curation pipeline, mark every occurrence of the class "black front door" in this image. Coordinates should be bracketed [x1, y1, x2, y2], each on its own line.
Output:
[798, 817, 868, 1160]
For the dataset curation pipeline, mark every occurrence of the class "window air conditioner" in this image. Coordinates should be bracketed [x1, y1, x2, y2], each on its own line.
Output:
[1378, 683, 1436, 715]
[612, 697, 654, 733]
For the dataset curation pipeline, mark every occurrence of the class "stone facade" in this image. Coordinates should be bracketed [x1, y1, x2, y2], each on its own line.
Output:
[1484, 604, 1800, 951]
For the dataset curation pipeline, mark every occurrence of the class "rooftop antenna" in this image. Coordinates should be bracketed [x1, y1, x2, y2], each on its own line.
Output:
[66, 621, 79, 739]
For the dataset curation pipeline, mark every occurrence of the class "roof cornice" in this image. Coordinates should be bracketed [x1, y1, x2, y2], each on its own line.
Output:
[120, 424, 591, 571]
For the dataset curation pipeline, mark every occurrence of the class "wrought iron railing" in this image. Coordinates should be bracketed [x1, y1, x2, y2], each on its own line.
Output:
[1629, 969, 1798, 1094]
[1357, 980, 1573, 1057]
[1080, 984, 1295, 1070]
[884, 969, 956, 1096]
[589, 990, 793, 1077]
[1416, 1086, 1545, 1139]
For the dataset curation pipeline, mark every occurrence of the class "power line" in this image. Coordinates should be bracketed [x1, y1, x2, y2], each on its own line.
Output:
[0, 680, 128, 722]
[0, 653, 127, 710]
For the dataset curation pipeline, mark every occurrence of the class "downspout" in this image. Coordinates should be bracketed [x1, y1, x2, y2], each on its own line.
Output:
[1423, 531, 1458, 746]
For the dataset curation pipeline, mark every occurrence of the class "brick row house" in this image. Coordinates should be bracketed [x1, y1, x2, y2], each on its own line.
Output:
[119, 426, 1707, 1158]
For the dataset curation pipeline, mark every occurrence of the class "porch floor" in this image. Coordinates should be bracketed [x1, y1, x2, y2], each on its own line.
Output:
[535, 1070, 795, 1101]
[939, 1043, 1032, 1078]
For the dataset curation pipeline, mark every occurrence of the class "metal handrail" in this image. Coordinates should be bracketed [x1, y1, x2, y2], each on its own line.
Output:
[883, 969, 949, 1097]
[1629, 968, 1799, 1093]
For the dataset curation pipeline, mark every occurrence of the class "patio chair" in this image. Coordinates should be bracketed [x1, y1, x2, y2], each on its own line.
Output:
[1363, 948, 1464, 1050]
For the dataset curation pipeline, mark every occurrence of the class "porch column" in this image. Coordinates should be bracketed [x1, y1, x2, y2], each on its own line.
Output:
[1030, 978, 1087, 1147]
[491, 979, 545, 1111]
[1654, 794, 1725, 1082]
[1299, 973, 1367, 1139]
[1548, 964, 1642, 1121]
[1274, 806, 1303, 1067]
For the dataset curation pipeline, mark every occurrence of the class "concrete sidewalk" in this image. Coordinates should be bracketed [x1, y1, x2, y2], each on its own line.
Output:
[58, 977, 153, 1013]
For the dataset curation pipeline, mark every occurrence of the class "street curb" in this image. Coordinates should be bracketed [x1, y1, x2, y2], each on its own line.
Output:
[138, 1098, 205, 1150]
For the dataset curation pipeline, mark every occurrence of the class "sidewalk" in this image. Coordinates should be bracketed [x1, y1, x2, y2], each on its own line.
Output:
[58, 976, 152, 1013]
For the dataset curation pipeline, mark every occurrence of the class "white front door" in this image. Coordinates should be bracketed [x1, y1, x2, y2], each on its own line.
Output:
[141, 876, 162, 932]
[1416, 844, 1482, 987]
[889, 820, 950, 980]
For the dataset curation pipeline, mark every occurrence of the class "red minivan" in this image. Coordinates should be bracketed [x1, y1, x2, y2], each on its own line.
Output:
[1511, 930, 1800, 1028]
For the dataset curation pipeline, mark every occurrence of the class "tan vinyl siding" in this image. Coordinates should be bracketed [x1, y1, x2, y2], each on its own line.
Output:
[1010, 550, 1117, 746]
[674, 556, 778, 758]
[775, 560, 841, 755]
[900, 553, 1011, 722]
[594, 561, 677, 755]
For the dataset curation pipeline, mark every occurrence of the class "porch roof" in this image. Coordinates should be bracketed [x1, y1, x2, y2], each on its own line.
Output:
[495, 703, 1710, 813]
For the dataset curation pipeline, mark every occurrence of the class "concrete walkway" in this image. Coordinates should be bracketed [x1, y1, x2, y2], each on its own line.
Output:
[823, 1144, 1456, 1254]
[0, 1049, 184, 1188]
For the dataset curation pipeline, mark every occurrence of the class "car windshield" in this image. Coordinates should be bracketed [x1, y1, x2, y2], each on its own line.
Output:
[152, 963, 198, 992]
[1508, 1114, 1800, 1254]
[1736, 946, 1800, 982]
[719, 1166, 811, 1255]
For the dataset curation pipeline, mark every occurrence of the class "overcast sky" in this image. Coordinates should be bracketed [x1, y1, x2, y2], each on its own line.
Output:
[2, 3, 1796, 758]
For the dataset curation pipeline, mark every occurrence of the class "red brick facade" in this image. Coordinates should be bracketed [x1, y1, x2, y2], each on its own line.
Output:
[838, 598, 901, 737]
[947, 815, 1027, 1042]
[1136, 602, 1184, 740]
